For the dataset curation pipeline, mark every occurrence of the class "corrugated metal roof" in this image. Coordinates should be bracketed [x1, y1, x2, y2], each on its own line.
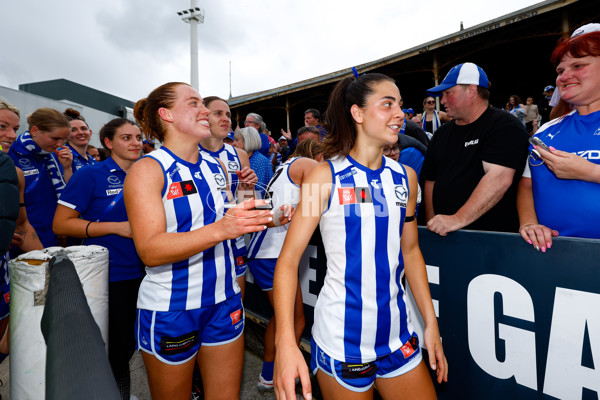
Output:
[229, 0, 573, 107]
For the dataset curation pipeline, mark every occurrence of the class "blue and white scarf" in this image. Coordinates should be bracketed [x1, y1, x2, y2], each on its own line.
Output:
[10, 131, 67, 199]
[421, 110, 441, 134]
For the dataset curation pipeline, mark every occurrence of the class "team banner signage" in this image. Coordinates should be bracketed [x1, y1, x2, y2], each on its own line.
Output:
[414, 229, 600, 399]
[244, 228, 600, 399]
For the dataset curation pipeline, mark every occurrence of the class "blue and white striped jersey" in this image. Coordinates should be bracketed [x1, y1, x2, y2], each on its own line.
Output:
[136, 147, 239, 311]
[198, 143, 241, 196]
[313, 155, 415, 363]
[247, 157, 301, 259]
[198, 143, 247, 261]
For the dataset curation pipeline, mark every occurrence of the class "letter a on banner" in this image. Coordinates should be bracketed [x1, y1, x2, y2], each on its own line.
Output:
[543, 288, 600, 398]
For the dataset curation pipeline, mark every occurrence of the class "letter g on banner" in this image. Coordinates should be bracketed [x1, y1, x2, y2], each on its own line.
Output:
[467, 274, 537, 390]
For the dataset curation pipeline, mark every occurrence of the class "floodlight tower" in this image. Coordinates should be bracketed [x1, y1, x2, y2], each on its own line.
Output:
[177, 1, 204, 91]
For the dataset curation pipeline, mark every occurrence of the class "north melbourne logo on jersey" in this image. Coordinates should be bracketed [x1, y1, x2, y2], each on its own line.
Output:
[338, 187, 373, 205]
[167, 180, 198, 200]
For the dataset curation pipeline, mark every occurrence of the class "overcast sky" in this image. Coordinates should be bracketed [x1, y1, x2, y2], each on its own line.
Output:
[1, 0, 542, 103]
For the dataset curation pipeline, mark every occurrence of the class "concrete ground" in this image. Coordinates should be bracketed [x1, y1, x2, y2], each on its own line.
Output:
[0, 320, 314, 399]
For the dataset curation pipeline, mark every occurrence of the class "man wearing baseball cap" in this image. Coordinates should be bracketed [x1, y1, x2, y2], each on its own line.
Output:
[421, 62, 529, 235]
[142, 139, 155, 154]
[539, 85, 555, 124]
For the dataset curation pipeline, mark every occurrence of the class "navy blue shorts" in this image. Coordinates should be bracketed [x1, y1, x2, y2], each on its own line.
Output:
[136, 293, 244, 365]
[0, 255, 10, 320]
[248, 258, 276, 291]
[310, 334, 422, 392]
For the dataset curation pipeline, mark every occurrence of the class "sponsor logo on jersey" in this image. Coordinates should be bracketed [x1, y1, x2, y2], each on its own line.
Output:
[400, 334, 419, 359]
[338, 187, 372, 205]
[18, 158, 31, 168]
[371, 179, 380, 189]
[395, 184, 408, 207]
[167, 166, 180, 180]
[575, 150, 600, 160]
[214, 173, 227, 188]
[594, 127, 600, 136]
[464, 139, 479, 147]
[194, 171, 203, 180]
[547, 131, 558, 140]
[230, 309, 242, 324]
[107, 175, 121, 185]
[339, 168, 358, 181]
[236, 256, 247, 266]
[167, 180, 198, 200]
[106, 188, 122, 196]
[23, 169, 39, 176]
[3, 292, 9, 304]
[228, 161, 239, 171]
[159, 330, 199, 355]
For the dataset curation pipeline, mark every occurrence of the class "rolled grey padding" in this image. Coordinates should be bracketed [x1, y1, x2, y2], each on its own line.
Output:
[40, 253, 120, 400]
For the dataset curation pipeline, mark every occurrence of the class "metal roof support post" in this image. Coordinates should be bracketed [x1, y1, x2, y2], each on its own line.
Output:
[561, 10, 569, 34]
[433, 54, 440, 111]
[285, 97, 290, 132]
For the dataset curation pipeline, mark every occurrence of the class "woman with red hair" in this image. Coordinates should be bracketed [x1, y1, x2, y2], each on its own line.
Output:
[517, 24, 600, 251]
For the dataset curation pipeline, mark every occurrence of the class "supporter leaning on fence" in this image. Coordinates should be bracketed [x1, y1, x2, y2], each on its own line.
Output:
[7, 108, 72, 248]
[517, 24, 600, 252]
[53, 118, 145, 399]
[123, 82, 272, 400]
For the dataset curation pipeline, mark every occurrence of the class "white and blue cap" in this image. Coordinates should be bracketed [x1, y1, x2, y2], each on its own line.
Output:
[426, 62, 489, 97]
[571, 23, 600, 38]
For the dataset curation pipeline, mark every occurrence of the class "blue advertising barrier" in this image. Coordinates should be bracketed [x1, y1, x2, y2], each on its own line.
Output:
[244, 228, 600, 399]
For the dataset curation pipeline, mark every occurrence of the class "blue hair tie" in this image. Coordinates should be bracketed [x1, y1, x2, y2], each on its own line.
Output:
[351, 67, 359, 79]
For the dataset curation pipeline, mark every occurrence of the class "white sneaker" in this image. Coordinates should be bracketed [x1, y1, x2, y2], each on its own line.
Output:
[257, 374, 274, 393]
